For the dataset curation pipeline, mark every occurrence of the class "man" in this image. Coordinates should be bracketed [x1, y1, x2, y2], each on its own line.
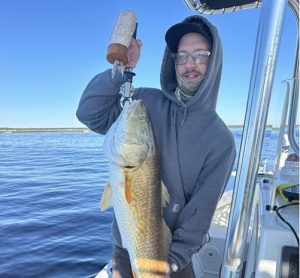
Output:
[77, 15, 236, 277]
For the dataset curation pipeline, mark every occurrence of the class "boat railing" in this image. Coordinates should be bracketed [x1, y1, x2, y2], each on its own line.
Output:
[220, 0, 290, 276]
[220, 0, 299, 276]
[274, 80, 291, 180]
[287, 0, 299, 155]
[288, 78, 299, 155]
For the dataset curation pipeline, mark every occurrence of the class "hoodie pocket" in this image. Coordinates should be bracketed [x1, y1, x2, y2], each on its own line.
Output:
[163, 196, 186, 231]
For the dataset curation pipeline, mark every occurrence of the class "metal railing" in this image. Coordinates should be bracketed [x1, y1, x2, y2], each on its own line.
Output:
[219, 0, 289, 276]
[287, 0, 299, 155]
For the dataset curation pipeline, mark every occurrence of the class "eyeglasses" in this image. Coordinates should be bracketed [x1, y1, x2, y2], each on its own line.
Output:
[172, 50, 211, 65]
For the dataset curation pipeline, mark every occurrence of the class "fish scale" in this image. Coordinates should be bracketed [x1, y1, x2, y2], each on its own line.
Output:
[101, 100, 171, 277]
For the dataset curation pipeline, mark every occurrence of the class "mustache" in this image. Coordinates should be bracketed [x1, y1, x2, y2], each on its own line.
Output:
[182, 69, 202, 75]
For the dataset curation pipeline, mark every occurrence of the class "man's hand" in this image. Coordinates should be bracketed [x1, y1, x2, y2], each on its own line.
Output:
[126, 38, 142, 68]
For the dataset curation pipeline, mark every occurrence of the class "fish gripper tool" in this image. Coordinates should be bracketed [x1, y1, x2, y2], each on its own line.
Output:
[120, 69, 135, 108]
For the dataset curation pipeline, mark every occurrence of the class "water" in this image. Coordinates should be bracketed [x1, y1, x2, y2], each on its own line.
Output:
[0, 129, 289, 277]
[1, 132, 112, 278]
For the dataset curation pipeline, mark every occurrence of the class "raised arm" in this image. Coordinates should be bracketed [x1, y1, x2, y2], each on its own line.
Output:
[76, 38, 142, 134]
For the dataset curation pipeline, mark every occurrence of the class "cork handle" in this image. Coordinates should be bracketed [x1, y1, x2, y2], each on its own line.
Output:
[106, 10, 137, 65]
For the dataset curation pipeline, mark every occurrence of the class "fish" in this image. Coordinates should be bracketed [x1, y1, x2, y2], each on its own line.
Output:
[100, 99, 172, 278]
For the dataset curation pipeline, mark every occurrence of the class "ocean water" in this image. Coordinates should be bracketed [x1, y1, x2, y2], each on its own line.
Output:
[1, 132, 112, 278]
[0, 129, 285, 278]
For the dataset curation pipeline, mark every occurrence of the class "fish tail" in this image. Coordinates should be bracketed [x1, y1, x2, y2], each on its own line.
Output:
[135, 258, 169, 277]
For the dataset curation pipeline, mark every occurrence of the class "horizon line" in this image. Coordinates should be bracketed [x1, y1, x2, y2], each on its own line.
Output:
[0, 125, 288, 133]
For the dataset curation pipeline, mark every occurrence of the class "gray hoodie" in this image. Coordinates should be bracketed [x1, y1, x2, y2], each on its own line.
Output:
[76, 15, 236, 272]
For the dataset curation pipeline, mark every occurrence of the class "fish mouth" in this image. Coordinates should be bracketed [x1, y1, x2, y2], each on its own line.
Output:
[124, 100, 148, 121]
[124, 165, 135, 169]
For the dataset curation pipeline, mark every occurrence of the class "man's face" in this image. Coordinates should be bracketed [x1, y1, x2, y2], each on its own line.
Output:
[175, 32, 211, 84]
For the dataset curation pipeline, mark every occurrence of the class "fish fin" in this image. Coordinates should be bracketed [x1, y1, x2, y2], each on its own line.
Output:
[132, 270, 137, 278]
[161, 181, 170, 208]
[125, 173, 133, 204]
[100, 182, 112, 211]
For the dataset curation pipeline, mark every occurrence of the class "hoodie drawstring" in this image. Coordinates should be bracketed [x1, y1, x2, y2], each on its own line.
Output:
[182, 107, 188, 125]
[171, 105, 178, 124]
[171, 105, 189, 125]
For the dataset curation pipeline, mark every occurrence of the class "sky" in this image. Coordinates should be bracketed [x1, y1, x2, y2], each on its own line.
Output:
[0, 0, 298, 128]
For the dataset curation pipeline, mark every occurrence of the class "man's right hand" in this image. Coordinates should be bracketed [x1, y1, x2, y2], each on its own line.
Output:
[126, 38, 142, 68]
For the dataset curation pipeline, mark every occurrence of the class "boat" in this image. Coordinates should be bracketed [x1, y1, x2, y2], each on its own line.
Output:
[96, 0, 299, 277]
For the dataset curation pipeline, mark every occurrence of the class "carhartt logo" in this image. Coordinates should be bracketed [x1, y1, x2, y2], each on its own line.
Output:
[172, 204, 181, 213]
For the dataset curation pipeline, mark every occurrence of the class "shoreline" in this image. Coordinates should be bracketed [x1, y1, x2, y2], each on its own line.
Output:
[1, 126, 243, 133]
[0, 128, 90, 133]
[1, 125, 287, 133]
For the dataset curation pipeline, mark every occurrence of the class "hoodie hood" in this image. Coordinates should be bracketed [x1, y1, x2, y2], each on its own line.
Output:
[160, 15, 223, 111]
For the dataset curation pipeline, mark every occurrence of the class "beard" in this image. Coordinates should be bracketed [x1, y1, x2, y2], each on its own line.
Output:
[175, 69, 204, 96]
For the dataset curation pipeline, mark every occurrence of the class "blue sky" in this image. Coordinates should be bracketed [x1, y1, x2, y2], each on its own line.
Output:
[0, 0, 297, 128]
